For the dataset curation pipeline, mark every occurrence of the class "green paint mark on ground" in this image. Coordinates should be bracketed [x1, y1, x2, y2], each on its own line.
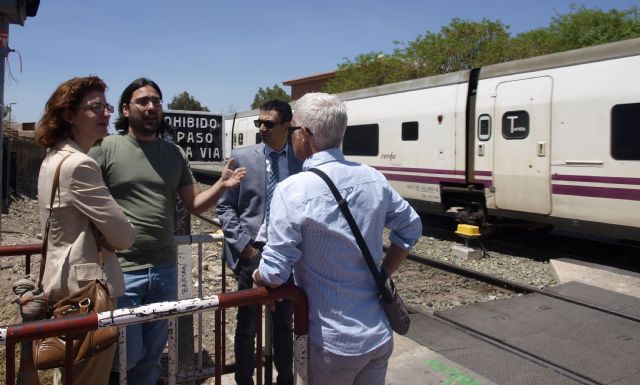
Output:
[425, 359, 483, 385]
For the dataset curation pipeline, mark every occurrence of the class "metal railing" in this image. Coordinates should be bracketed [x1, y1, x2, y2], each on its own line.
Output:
[0, 243, 41, 275]
[2, 285, 309, 385]
[0, 232, 308, 384]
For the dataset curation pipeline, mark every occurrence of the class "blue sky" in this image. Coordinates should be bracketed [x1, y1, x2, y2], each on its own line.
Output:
[5, 0, 640, 126]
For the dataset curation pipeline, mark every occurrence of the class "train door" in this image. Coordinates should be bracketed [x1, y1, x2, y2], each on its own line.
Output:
[233, 119, 248, 149]
[493, 76, 552, 214]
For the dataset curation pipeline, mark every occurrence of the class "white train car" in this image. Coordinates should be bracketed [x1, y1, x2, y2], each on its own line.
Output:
[189, 110, 262, 177]
[471, 38, 640, 241]
[221, 38, 640, 242]
[222, 108, 261, 160]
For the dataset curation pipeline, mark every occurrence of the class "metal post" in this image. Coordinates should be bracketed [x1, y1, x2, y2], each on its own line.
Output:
[118, 326, 128, 385]
[0, 16, 8, 234]
[264, 310, 273, 385]
[168, 317, 178, 385]
[175, 197, 195, 384]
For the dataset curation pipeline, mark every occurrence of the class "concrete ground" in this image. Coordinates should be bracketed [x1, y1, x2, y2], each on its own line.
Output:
[219, 332, 497, 385]
[217, 258, 640, 384]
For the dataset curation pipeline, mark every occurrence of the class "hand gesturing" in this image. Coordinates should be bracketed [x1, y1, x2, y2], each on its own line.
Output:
[220, 158, 247, 188]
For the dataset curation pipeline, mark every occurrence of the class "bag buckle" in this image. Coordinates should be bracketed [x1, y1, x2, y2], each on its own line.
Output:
[79, 298, 91, 313]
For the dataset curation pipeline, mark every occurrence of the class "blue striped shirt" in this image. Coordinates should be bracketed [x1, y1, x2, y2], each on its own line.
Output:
[258, 148, 422, 355]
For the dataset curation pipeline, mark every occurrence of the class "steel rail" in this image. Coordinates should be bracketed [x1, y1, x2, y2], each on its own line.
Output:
[194, 213, 221, 227]
[428, 312, 605, 385]
[405, 251, 640, 323]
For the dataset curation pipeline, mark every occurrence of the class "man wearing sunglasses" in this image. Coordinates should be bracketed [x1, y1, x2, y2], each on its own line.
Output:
[217, 99, 302, 385]
[90, 78, 246, 385]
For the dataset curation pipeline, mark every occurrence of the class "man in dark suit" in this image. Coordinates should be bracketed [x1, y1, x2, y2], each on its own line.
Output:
[217, 99, 302, 385]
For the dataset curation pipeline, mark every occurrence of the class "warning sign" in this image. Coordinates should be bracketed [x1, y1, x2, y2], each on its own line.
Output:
[164, 110, 223, 162]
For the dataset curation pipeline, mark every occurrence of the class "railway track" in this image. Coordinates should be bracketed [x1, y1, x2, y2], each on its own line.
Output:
[198, 210, 639, 324]
[405, 251, 640, 323]
[172, 211, 640, 385]
[425, 310, 607, 385]
[418, 212, 640, 271]
[409, 243, 640, 385]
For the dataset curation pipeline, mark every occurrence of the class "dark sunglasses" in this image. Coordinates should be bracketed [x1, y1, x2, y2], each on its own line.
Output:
[289, 126, 312, 136]
[254, 119, 282, 129]
[288, 126, 302, 135]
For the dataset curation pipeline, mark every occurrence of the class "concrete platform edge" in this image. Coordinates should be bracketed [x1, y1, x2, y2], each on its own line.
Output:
[550, 258, 640, 298]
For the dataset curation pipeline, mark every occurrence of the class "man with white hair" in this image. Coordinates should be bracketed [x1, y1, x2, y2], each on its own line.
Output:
[252, 92, 422, 385]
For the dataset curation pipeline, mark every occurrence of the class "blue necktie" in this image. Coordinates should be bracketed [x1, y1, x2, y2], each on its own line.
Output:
[265, 151, 281, 222]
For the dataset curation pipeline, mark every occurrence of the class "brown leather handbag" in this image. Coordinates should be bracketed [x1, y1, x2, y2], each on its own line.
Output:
[32, 154, 119, 369]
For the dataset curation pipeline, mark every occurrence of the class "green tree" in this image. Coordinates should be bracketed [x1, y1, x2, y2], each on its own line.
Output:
[324, 18, 511, 93]
[510, 5, 640, 59]
[251, 84, 291, 109]
[403, 18, 511, 75]
[167, 91, 210, 111]
[324, 51, 415, 94]
[323, 6, 640, 94]
[2, 105, 12, 129]
[508, 27, 557, 60]
[546, 5, 640, 51]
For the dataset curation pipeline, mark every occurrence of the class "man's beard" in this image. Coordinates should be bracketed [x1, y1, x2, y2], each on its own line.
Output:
[129, 114, 159, 136]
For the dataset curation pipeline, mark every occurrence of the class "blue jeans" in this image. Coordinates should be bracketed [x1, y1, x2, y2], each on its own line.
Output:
[111, 264, 177, 385]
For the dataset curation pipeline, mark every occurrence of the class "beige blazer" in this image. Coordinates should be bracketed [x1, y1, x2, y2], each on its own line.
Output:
[37, 139, 134, 302]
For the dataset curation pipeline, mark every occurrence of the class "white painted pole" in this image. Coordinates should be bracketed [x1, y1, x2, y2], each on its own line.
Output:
[294, 335, 309, 385]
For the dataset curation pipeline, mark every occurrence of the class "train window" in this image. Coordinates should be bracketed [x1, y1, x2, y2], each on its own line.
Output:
[478, 114, 491, 141]
[238, 133, 244, 146]
[343, 124, 379, 156]
[256, 133, 262, 144]
[402, 121, 418, 141]
[612, 103, 640, 160]
[502, 110, 529, 139]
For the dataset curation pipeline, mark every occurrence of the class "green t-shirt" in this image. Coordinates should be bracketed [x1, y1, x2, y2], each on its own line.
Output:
[89, 134, 196, 271]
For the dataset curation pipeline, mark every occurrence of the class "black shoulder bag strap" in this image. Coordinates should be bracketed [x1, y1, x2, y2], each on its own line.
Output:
[308, 168, 392, 302]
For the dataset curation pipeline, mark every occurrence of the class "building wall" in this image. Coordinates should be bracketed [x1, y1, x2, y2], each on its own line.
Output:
[2, 127, 44, 210]
[284, 71, 336, 100]
[290, 78, 331, 100]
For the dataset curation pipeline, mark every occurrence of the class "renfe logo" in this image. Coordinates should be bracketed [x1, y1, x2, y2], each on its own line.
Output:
[381, 152, 396, 162]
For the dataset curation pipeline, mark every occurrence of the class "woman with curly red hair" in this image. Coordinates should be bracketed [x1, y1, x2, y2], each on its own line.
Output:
[35, 76, 134, 385]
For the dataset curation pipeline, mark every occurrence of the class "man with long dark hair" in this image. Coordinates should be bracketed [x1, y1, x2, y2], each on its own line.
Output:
[90, 78, 246, 385]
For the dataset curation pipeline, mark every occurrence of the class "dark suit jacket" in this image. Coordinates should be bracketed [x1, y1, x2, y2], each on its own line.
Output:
[216, 142, 303, 270]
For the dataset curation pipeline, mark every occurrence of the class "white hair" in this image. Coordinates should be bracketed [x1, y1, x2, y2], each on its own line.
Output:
[293, 92, 347, 151]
